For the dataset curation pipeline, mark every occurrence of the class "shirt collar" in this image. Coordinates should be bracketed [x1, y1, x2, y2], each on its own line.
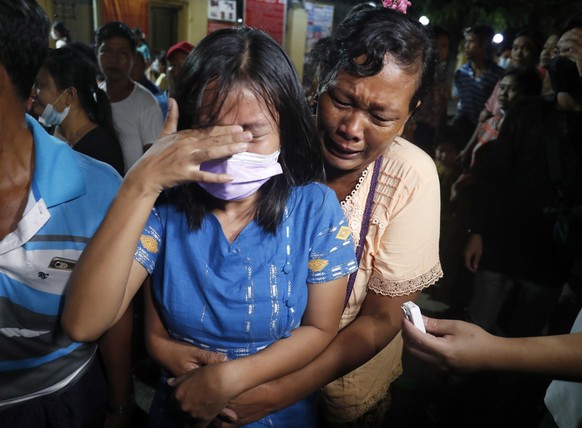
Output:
[27, 114, 85, 207]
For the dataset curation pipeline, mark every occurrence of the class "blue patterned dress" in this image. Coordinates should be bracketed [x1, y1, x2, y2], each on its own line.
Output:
[135, 182, 357, 427]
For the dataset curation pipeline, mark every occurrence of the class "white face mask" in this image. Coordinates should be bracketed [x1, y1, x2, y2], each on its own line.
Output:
[38, 91, 70, 127]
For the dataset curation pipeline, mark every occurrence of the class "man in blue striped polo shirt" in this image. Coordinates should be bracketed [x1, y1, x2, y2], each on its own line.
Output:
[451, 25, 504, 145]
[0, 1, 122, 426]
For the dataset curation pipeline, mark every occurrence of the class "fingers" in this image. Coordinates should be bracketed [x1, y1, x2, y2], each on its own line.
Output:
[217, 407, 238, 423]
[161, 98, 179, 137]
[464, 253, 475, 272]
[189, 348, 228, 366]
[470, 251, 481, 272]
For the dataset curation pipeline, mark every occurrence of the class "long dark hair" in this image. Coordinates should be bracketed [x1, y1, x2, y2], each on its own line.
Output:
[316, 6, 437, 113]
[43, 46, 121, 157]
[170, 27, 324, 233]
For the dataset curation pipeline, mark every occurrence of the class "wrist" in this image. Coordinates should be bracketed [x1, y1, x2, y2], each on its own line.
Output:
[122, 167, 163, 201]
[107, 397, 135, 416]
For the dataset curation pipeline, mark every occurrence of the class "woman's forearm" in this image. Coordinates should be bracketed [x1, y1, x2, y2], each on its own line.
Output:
[99, 305, 135, 407]
[239, 291, 415, 413]
[223, 323, 339, 397]
[62, 180, 157, 341]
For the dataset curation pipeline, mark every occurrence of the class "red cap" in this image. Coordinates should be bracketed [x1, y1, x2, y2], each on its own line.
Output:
[166, 41, 194, 60]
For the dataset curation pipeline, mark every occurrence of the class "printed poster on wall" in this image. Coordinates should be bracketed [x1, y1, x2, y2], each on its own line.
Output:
[245, 0, 287, 46]
[304, 2, 334, 55]
[208, 0, 238, 22]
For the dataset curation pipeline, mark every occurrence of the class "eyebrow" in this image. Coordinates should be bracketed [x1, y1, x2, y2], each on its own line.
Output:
[332, 86, 399, 115]
[241, 121, 271, 133]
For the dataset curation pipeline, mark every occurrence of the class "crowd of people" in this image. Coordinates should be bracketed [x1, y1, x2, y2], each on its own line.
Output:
[0, 0, 581, 428]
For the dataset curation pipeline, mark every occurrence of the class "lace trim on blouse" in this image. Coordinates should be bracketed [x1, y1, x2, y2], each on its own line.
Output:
[368, 262, 443, 296]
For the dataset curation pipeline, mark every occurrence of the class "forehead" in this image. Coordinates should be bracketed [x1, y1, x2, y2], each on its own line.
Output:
[544, 35, 559, 46]
[333, 56, 419, 110]
[500, 75, 518, 85]
[437, 35, 449, 45]
[204, 84, 276, 122]
[100, 36, 132, 50]
[513, 36, 535, 48]
[36, 66, 55, 83]
[558, 28, 582, 46]
[168, 51, 188, 63]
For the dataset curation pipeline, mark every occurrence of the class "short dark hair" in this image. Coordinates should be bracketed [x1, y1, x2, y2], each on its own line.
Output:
[52, 20, 71, 41]
[464, 24, 495, 46]
[171, 27, 324, 233]
[315, 6, 437, 112]
[502, 67, 542, 97]
[95, 21, 136, 51]
[514, 27, 544, 58]
[0, 0, 50, 102]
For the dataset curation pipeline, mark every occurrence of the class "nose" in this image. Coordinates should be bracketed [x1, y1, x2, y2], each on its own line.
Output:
[337, 109, 364, 142]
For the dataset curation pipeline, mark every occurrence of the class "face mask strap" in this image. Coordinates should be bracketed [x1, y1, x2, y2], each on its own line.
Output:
[51, 88, 71, 110]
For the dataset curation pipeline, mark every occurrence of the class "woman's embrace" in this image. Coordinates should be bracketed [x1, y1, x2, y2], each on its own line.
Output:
[62, 27, 357, 427]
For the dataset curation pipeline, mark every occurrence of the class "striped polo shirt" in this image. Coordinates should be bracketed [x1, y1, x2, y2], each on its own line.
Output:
[454, 60, 504, 125]
[0, 116, 121, 407]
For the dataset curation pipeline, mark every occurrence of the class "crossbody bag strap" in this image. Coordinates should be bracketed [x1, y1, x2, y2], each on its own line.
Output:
[344, 156, 383, 309]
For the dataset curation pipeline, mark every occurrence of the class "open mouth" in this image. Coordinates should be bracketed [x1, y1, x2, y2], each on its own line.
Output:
[324, 136, 361, 159]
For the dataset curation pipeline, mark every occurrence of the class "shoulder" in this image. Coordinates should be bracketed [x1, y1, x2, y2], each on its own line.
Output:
[132, 82, 162, 105]
[456, 63, 471, 75]
[74, 151, 122, 193]
[381, 136, 440, 187]
[486, 60, 505, 77]
[290, 182, 336, 205]
[78, 127, 116, 146]
[29, 115, 121, 209]
[287, 183, 341, 217]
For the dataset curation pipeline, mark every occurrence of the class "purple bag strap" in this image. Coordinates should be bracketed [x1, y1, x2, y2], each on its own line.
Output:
[344, 156, 383, 309]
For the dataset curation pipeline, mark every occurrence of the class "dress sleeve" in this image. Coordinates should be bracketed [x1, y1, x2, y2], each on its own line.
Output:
[307, 186, 358, 284]
[368, 154, 443, 296]
[134, 207, 164, 274]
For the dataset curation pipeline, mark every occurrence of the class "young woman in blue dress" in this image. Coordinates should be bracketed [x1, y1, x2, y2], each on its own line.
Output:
[62, 27, 357, 427]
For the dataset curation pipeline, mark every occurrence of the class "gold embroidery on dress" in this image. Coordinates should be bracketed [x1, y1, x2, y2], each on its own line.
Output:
[308, 259, 329, 272]
[335, 226, 351, 241]
[140, 235, 158, 253]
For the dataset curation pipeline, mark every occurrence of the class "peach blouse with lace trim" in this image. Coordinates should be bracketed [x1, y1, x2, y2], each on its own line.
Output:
[321, 136, 443, 423]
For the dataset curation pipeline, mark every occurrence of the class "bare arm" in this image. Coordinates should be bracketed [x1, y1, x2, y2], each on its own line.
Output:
[218, 290, 420, 426]
[99, 305, 134, 427]
[62, 99, 251, 341]
[402, 316, 582, 381]
[170, 277, 348, 426]
[143, 278, 227, 377]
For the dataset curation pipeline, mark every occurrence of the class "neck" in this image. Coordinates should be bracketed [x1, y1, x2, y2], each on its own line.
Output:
[0, 107, 35, 240]
[59, 109, 97, 146]
[212, 193, 259, 243]
[105, 78, 134, 102]
[325, 162, 370, 203]
[0, 109, 35, 180]
[471, 57, 487, 74]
